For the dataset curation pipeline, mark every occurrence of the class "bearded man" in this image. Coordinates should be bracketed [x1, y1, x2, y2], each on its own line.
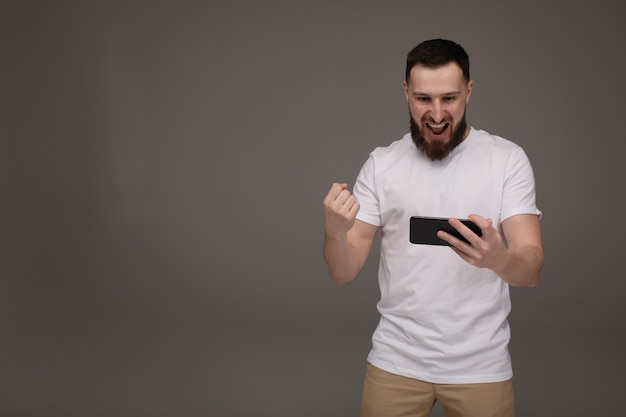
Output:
[322, 39, 544, 417]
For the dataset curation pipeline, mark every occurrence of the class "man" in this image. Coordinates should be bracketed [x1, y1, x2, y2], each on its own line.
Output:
[322, 39, 544, 417]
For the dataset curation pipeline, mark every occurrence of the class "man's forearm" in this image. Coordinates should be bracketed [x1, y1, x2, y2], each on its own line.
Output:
[496, 245, 544, 287]
[323, 234, 362, 285]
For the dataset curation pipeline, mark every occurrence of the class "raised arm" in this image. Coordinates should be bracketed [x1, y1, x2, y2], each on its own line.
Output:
[322, 183, 378, 285]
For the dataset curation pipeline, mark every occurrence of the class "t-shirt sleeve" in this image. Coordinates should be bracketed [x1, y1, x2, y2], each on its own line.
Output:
[500, 147, 542, 221]
[353, 155, 382, 227]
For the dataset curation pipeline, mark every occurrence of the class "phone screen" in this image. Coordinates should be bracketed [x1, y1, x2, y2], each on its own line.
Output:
[409, 216, 482, 246]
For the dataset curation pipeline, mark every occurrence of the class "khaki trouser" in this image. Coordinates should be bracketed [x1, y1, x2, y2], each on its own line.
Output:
[361, 362, 515, 417]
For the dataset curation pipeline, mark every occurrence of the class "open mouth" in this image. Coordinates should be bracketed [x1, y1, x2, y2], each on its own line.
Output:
[426, 122, 449, 136]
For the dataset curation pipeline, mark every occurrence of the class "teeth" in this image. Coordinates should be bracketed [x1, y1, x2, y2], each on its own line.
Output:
[427, 123, 447, 129]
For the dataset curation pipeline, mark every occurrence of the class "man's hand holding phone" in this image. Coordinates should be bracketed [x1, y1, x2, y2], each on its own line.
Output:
[438, 214, 509, 273]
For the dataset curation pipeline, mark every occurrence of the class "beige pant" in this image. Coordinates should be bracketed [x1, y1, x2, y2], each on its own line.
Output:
[361, 362, 515, 417]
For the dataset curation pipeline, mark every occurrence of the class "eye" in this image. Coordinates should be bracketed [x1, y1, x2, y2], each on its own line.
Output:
[415, 96, 430, 103]
[443, 96, 457, 102]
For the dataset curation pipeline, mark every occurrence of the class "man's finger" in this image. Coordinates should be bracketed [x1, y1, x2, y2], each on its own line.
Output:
[468, 214, 494, 238]
[448, 217, 482, 245]
[333, 193, 358, 215]
[324, 183, 349, 204]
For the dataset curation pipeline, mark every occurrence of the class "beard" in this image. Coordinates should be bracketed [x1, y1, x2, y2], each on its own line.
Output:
[410, 110, 468, 161]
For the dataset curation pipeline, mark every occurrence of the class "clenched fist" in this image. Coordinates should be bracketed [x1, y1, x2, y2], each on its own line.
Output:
[323, 183, 360, 237]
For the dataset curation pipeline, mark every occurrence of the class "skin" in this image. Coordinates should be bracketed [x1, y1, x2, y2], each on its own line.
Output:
[323, 63, 544, 287]
[323, 183, 377, 285]
[404, 62, 473, 146]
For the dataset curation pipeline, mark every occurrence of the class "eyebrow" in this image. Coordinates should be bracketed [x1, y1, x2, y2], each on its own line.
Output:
[412, 91, 462, 97]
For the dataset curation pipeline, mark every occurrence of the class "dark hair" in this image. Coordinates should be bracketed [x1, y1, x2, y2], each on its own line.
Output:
[405, 39, 470, 83]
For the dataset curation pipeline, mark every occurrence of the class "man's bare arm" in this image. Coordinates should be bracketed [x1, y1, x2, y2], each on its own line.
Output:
[493, 214, 544, 286]
[322, 183, 378, 285]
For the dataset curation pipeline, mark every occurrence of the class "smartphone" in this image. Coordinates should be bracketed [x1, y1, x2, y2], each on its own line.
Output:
[409, 216, 482, 246]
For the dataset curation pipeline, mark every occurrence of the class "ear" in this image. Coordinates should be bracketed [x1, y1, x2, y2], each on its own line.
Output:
[465, 80, 474, 104]
[403, 80, 409, 102]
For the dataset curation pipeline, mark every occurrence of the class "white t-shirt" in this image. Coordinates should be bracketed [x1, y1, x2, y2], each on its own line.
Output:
[353, 127, 541, 384]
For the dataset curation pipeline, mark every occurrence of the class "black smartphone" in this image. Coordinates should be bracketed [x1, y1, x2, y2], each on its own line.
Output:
[409, 216, 482, 246]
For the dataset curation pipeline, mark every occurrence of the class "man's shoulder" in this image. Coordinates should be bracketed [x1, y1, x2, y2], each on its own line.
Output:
[470, 128, 522, 151]
[369, 133, 414, 159]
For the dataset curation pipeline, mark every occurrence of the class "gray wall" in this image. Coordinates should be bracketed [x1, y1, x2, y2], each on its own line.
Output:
[2, 1, 625, 416]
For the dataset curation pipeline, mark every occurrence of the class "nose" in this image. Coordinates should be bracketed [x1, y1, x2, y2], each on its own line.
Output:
[431, 99, 444, 123]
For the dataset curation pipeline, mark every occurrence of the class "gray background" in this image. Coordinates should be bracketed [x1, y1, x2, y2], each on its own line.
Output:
[2, 1, 625, 416]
